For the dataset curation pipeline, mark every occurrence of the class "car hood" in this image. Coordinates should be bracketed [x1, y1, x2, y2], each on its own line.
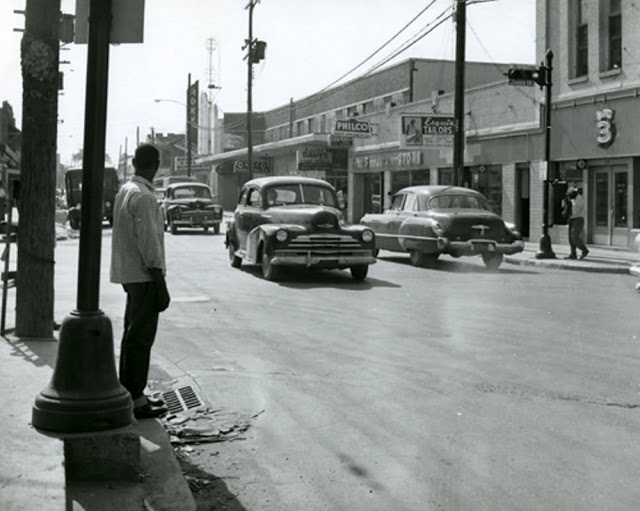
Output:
[265, 205, 343, 230]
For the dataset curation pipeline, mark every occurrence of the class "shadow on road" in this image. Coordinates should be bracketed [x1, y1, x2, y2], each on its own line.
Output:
[377, 255, 538, 275]
[239, 265, 402, 289]
[175, 454, 248, 511]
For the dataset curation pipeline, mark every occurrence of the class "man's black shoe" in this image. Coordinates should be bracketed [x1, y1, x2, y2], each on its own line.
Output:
[145, 394, 166, 407]
[134, 403, 168, 419]
[579, 249, 589, 260]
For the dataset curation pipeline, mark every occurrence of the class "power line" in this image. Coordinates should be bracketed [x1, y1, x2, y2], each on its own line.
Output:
[315, 0, 439, 95]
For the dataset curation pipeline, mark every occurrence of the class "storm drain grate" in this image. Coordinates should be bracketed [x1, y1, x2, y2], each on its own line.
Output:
[162, 385, 205, 414]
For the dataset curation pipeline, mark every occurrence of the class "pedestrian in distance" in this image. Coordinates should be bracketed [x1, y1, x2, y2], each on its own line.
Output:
[565, 186, 589, 260]
[110, 144, 171, 419]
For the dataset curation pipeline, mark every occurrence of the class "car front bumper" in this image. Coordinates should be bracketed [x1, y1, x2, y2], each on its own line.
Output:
[272, 250, 376, 268]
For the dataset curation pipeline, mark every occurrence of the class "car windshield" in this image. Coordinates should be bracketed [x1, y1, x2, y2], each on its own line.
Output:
[265, 184, 337, 207]
[428, 194, 489, 211]
[173, 186, 212, 199]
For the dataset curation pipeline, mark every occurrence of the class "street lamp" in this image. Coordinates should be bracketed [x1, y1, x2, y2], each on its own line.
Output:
[153, 98, 191, 176]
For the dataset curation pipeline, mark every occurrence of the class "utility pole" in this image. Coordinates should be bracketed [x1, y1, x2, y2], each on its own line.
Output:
[187, 73, 192, 177]
[16, 0, 60, 339]
[535, 49, 556, 259]
[123, 136, 128, 180]
[452, 0, 466, 187]
[244, 1, 259, 180]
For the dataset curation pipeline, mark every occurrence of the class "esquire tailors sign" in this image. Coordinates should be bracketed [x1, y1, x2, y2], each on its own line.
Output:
[401, 114, 454, 148]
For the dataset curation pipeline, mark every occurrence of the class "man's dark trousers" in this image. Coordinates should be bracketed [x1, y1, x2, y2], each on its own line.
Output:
[120, 282, 159, 405]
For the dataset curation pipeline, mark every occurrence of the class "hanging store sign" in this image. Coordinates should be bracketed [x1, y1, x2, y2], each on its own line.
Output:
[333, 119, 371, 138]
[233, 159, 270, 174]
[297, 147, 332, 170]
[401, 114, 455, 148]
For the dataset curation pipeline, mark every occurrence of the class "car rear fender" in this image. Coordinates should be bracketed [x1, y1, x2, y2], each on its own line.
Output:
[398, 216, 439, 254]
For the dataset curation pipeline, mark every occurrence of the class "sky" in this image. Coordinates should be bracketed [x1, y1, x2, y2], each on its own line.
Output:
[0, 0, 537, 166]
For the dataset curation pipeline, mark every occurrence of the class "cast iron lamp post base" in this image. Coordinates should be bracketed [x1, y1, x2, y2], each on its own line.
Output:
[535, 233, 556, 259]
[32, 310, 133, 434]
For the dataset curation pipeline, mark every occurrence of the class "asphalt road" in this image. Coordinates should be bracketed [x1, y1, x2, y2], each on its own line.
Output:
[67, 226, 640, 510]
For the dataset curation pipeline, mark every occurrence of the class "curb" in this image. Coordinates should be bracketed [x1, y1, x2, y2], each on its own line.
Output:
[630, 265, 640, 278]
[503, 256, 632, 274]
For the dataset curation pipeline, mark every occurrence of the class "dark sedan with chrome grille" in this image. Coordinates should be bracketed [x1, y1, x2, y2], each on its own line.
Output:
[160, 182, 223, 234]
[225, 176, 376, 281]
[360, 185, 524, 269]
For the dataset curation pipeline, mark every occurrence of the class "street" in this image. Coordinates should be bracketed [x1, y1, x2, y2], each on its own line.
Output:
[56, 227, 640, 510]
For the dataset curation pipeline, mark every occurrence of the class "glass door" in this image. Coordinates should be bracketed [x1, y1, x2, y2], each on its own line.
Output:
[591, 165, 628, 246]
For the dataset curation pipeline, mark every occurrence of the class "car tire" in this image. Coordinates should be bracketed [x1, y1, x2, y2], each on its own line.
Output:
[170, 219, 178, 235]
[214, 224, 220, 235]
[482, 252, 503, 270]
[409, 250, 425, 267]
[228, 241, 242, 268]
[350, 265, 369, 282]
[261, 249, 280, 281]
[69, 217, 80, 230]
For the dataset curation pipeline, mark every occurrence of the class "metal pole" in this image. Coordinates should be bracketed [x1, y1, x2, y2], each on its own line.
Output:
[187, 73, 192, 177]
[535, 49, 556, 259]
[246, 1, 254, 180]
[452, 0, 466, 187]
[77, 0, 112, 311]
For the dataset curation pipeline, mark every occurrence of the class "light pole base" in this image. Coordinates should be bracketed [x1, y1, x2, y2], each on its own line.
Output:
[32, 310, 133, 434]
[535, 232, 556, 259]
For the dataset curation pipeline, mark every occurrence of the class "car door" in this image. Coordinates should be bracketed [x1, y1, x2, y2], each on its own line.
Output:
[375, 192, 407, 251]
[237, 187, 265, 251]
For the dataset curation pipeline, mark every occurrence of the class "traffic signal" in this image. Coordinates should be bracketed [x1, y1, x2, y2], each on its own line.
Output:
[59, 13, 74, 43]
[251, 40, 267, 63]
[507, 67, 546, 87]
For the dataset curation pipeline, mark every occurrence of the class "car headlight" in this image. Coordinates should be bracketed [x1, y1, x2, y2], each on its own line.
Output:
[361, 229, 374, 243]
[276, 229, 288, 242]
[432, 222, 444, 236]
[105, 201, 111, 208]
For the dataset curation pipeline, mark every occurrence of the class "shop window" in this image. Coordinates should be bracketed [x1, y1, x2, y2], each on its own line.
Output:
[471, 166, 502, 215]
[573, 0, 588, 77]
[391, 171, 411, 194]
[608, 0, 622, 70]
[614, 172, 627, 227]
[438, 169, 453, 185]
[411, 170, 430, 186]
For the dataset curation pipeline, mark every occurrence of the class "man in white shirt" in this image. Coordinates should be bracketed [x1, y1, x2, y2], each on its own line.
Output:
[566, 187, 589, 260]
[111, 144, 170, 419]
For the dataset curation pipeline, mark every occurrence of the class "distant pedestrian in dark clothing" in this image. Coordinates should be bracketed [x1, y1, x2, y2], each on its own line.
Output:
[565, 187, 589, 260]
[110, 144, 170, 419]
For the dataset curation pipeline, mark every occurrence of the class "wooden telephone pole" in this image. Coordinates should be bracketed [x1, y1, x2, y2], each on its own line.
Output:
[16, 0, 61, 339]
[452, 0, 466, 187]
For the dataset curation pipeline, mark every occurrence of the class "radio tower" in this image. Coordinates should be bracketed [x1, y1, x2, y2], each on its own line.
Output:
[206, 37, 221, 96]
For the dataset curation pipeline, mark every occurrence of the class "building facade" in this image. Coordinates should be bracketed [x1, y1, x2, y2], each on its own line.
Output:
[196, 0, 640, 249]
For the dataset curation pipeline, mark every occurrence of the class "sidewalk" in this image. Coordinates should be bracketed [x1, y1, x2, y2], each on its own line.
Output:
[504, 241, 640, 274]
[0, 231, 194, 510]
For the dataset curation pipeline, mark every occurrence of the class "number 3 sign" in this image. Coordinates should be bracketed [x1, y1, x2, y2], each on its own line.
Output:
[596, 108, 616, 148]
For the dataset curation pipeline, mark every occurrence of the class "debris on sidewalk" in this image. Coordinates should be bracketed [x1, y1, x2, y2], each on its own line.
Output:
[161, 407, 264, 445]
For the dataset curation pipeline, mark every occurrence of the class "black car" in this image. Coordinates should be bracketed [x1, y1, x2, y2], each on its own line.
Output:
[225, 176, 376, 281]
[159, 182, 223, 234]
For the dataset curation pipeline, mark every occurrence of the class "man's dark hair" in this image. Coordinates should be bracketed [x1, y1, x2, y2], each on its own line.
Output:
[133, 144, 159, 171]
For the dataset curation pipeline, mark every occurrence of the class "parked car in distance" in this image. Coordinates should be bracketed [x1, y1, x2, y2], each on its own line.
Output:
[65, 167, 119, 230]
[226, 176, 377, 281]
[360, 185, 524, 269]
[159, 182, 223, 234]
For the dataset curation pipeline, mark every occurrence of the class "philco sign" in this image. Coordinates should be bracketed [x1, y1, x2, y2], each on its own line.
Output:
[333, 119, 371, 138]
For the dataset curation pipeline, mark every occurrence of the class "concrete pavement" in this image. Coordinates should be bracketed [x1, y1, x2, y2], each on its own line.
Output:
[2, 224, 639, 510]
[0, 223, 195, 511]
[504, 240, 640, 275]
